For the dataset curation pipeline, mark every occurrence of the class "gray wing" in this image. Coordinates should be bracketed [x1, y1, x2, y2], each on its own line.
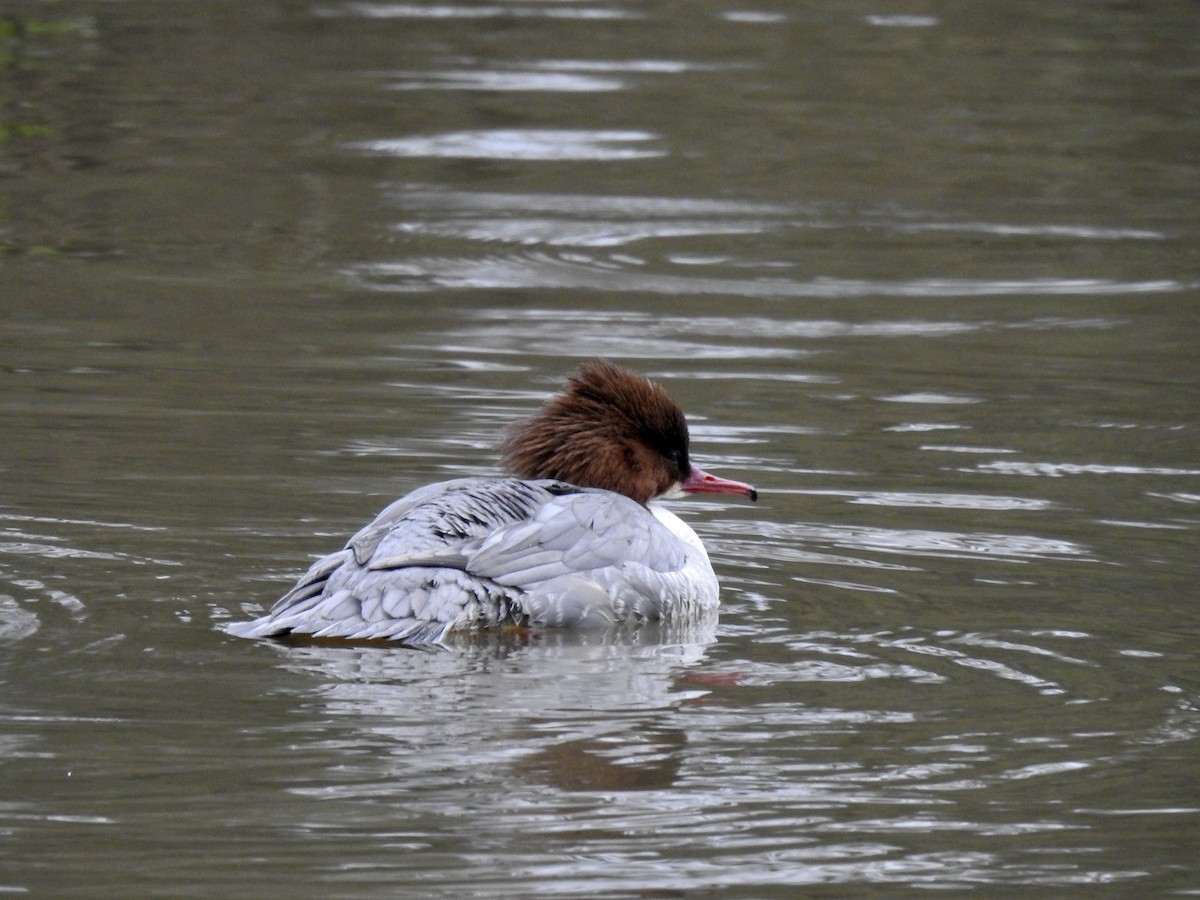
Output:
[363, 482, 688, 581]
[231, 477, 697, 642]
[366, 486, 695, 624]
[278, 476, 568, 599]
[347, 477, 569, 566]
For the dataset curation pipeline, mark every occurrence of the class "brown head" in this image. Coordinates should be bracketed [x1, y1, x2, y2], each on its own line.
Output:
[501, 359, 758, 505]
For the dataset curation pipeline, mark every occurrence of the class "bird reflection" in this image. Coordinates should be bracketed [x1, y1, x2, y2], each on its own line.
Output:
[515, 724, 687, 792]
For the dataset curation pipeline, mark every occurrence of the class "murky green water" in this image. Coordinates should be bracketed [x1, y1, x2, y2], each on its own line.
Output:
[2, 1, 1198, 895]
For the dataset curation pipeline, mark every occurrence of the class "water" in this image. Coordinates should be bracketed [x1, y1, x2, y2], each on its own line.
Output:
[2, 1, 1198, 895]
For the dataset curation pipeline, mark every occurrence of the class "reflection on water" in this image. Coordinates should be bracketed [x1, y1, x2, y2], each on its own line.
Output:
[242, 617, 1195, 893]
[737, 518, 1095, 565]
[798, 490, 1052, 511]
[351, 129, 666, 160]
[327, 3, 642, 20]
[385, 59, 722, 92]
[388, 70, 628, 92]
[515, 728, 686, 792]
[274, 630, 713, 798]
[974, 461, 1200, 478]
[343, 185, 1191, 298]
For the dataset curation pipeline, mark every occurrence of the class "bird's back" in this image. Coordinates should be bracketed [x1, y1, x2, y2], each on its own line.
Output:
[228, 477, 718, 644]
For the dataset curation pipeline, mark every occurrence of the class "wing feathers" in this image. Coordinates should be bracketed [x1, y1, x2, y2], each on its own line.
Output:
[233, 477, 715, 643]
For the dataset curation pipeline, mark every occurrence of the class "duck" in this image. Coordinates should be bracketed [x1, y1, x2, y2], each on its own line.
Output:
[228, 359, 757, 645]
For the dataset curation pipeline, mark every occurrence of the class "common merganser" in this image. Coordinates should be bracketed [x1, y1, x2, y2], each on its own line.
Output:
[228, 359, 757, 645]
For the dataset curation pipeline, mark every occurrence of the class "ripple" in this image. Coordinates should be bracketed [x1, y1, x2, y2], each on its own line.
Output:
[732, 658, 947, 685]
[879, 392, 981, 405]
[414, 308, 1003, 365]
[760, 630, 1084, 696]
[348, 256, 1185, 298]
[401, 306, 806, 360]
[718, 537, 920, 571]
[531, 59, 720, 74]
[0, 512, 166, 532]
[0, 595, 39, 642]
[393, 216, 771, 247]
[720, 11, 788, 23]
[864, 14, 941, 27]
[922, 759, 1094, 791]
[350, 129, 665, 161]
[1098, 519, 1189, 530]
[387, 70, 627, 91]
[0, 536, 178, 569]
[922, 444, 1020, 454]
[974, 461, 1200, 477]
[884, 423, 967, 433]
[355, 188, 1188, 300]
[0, 577, 87, 641]
[1149, 492, 1200, 504]
[894, 221, 1165, 240]
[384, 58, 725, 92]
[465, 307, 994, 340]
[799, 490, 1052, 511]
[948, 632, 1092, 666]
[379, 186, 1170, 242]
[0, 540, 126, 562]
[386, 187, 787, 217]
[732, 520, 1095, 564]
[433, 335, 795, 361]
[244, 608, 1185, 894]
[331, 2, 639, 20]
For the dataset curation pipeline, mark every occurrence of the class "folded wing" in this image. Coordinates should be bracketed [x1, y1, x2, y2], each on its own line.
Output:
[229, 477, 706, 643]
